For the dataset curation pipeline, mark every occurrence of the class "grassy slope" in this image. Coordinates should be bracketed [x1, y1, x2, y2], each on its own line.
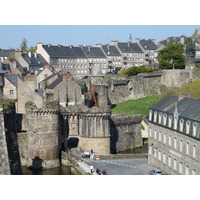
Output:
[111, 94, 160, 115]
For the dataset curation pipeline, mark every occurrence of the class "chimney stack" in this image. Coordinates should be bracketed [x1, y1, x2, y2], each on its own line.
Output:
[28, 52, 31, 58]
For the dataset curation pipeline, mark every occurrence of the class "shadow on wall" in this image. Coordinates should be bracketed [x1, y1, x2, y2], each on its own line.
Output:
[68, 137, 79, 150]
[29, 156, 43, 170]
[109, 118, 119, 154]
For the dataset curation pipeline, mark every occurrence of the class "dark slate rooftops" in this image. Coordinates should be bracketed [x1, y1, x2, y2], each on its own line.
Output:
[139, 39, 158, 50]
[82, 46, 106, 58]
[118, 42, 143, 53]
[4, 73, 23, 87]
[22, 53, 49, 66]
[151, 95, 200, 122]
[0, 49, 15, 57]
[43, 45, 86, 58]
[102, 45, 122, 56]
[47, 77, 63, 89]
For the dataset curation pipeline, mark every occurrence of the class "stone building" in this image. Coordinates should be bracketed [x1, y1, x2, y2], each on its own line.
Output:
[96, 43, 123, 72]
[148, 95, 200, 175]
[135, 38, 158, 67]
[111, 40, 145, 69]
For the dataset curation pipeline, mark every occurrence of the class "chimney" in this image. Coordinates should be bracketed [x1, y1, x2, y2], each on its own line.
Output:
[111, 40, 118, 47]
[70, 45, 73, 49]
[135, 38, 140, 43]
[107, 44, 110, 50]
[12, 60, 17, 68]
[36, 42, 43, 54]
[28, 51, 31, 58]
[34, 52, 37, 58]
[79, 45, 83, 49]
[47, 44, 51, 47]
[127, 41, 130, 47]
[88, 45, 91, 52]
[96, 43, 102, 48]
[178, 93, 191, 101]
[151, 39, 156, 43]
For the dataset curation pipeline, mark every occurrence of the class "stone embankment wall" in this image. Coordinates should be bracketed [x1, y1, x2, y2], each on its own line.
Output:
[110, 114, 143, 153]
[0, 107, 10, 175]
[108, 70, 192, 104]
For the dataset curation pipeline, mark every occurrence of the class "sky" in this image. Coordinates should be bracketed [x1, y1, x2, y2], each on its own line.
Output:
[0, 25, 200, 49]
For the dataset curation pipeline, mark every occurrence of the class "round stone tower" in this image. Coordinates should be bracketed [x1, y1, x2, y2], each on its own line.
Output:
[26, 109, 60, 169]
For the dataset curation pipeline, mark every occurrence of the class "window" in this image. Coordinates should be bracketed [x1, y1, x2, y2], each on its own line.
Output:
[159, 113, 162, 124]
[174, 159, 177, 170]
[154, 111, 157, 123]
[193, 145, 196, 157]
[149, 110, 153, 121]
[163, 113, 167, 125]
[180, 118, 184, 132]
[193, 123, 197, 137]
[180, 139, 183, 152]
[186, 165, 189, 175]
[179, 162, 183, 174]
[154, 129, 157, 140]
[186, 120, 191, 134]
[174, 137, 177, 149]
[174, 116, 178, 130]
[164, 133, 166, 144]
[168, 156, 171, 167]
[158, 131, 161, 141]
[168, 116, 172, 128]
[10, 90, 14, 95]
[149, 145, 152, 155]
[163, 153, 166, 164]
[168, 135, 171, 146]
[158, 150, 161, 160]
[186, 142, 189, 154]
[149, 127, 152, 137]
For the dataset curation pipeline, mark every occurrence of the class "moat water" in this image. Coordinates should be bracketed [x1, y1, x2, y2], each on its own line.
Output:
[22, 165, 72, 175]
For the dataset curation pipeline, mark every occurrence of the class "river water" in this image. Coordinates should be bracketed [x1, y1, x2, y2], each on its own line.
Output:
[22, 165, 72, 175]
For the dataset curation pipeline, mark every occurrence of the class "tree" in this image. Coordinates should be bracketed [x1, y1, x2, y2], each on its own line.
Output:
[158, 43, 185, 69]
[185, 38, 195, 56]
[29, 46, 37, 52]
[20, 38, 28, 51]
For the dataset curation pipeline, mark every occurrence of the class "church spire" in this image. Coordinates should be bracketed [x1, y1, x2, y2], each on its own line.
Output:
[129, 33, 132, 43]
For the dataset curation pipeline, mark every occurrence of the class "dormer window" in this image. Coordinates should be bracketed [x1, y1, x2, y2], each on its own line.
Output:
[149, 110, 153, 121]
[186, 120, 191, 134]
[179, 118, 184, 132]
[168, 115, 172, 128]
[163, 113, 167, 126]
[174, 116, 178, 130]
[158, 113, 162, 124]
[154, 111, 157, 123]
[193, 123, 197, 137]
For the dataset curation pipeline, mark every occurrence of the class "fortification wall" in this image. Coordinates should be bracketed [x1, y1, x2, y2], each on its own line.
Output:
[0, 107, 10, 175]
[25, 109, 60, 169]
[108, 70, 193, 104]
[110, 114, 143, 153]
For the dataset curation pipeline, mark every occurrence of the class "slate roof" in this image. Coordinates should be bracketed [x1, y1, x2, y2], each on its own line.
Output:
[101, 45, 122, 56]
[118, 42, 143, 53]
[47, 77, 63, 89]
[4, 73, 23, 88]
[0, 49, 15, 57]
[8, 59, 27, 74]
[139, 39, 158, 50]
[22, 53, 49, 66]
[151, 95, 200, 122]
[43, 45, 86, 58]
[82, 46, 106, 58]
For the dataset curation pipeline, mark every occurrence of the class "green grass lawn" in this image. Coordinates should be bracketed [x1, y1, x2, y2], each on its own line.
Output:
[111, 94, 160, 115]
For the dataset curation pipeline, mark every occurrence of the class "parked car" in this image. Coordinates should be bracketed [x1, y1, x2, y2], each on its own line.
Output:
[150, 169, 162, 175]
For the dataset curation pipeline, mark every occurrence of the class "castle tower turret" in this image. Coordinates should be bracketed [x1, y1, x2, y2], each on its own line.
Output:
[25, 108, 60, 169]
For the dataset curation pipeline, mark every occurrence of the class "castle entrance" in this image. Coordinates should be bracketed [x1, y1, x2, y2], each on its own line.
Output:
[67, 137, 79, 150]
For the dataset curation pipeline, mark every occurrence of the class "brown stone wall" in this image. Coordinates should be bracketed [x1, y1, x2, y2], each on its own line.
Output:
[25, 110, 60, 169]
[79, 137, 110, 155]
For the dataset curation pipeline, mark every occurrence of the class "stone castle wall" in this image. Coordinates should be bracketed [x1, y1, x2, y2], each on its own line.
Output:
[108, 70, 192, 104]
[24, 109, 60, 169]
[0, 107, 10, 175]
[110, 114, 143, 153]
